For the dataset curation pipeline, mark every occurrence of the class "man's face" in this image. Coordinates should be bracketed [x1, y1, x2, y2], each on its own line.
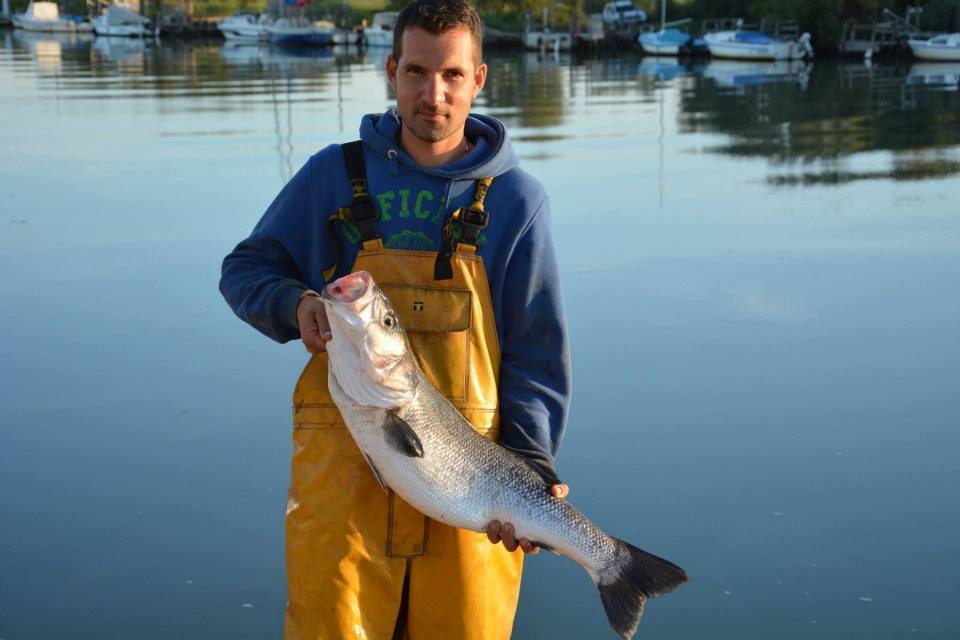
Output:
[387, 26, 487, 145]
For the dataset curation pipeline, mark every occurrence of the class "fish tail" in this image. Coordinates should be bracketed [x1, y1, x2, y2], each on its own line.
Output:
[596, 538, 689, 639]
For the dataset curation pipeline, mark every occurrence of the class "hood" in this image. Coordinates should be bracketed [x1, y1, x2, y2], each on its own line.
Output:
[359, 109, 518, 180]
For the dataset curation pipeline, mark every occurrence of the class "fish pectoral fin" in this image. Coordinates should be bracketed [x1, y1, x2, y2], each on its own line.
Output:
[384, 411, 425, 458]
[362, 453, 389, 493]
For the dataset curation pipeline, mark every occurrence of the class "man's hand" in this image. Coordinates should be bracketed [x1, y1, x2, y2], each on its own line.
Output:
[296, 292, 332, 353]
[485, 483, 569, 554]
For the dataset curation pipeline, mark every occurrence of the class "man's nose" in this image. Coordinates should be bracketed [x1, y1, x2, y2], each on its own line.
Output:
[424, 75, 445, 105]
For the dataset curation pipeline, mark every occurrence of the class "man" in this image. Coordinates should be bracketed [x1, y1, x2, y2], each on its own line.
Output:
[220, 0, 570, 637]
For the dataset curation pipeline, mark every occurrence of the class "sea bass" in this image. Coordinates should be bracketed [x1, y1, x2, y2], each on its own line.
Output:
[322, 271, 689, 639]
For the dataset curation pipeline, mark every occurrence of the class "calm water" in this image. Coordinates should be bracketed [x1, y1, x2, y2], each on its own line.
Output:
[2, 30, 959, 639]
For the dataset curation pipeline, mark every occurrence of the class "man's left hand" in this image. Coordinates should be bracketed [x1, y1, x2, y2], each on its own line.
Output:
[485, 484, 569, 554]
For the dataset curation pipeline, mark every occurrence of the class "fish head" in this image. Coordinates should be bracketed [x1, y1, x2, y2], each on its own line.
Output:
[322, 271, 418, 408]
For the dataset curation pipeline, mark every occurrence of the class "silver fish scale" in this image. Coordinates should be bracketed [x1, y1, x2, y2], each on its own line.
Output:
[395, 374, 620, 574]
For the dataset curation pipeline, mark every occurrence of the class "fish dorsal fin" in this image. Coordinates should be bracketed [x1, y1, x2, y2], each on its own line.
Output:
[384, 412, 424, 458]
[362, 452, 389, 493]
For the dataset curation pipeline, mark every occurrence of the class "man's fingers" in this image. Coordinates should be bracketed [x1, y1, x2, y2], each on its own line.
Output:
[550, 483, 570, 500]
[486, 520, 502, 544]
[519, 539, 540, 555]
[501, 523, 518, 552]
[296, 295, 332, 353]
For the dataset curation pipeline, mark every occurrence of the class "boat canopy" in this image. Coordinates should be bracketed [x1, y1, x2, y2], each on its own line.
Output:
[653, 28, 690, 45]
[733, 30, 778, 44]
[27, 1, 60, 21]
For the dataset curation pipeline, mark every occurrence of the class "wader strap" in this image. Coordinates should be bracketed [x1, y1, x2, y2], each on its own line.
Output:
[323, 141, 381, 281]
[434, 176, 494, 281]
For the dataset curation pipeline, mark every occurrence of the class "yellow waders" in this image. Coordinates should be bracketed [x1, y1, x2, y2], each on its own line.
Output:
[285, 184, 523, 639]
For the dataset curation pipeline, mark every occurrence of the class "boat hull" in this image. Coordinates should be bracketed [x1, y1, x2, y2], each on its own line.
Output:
[705, 36, 808, 61]
[93, 17, 150, 37]
[269, 31, 333, 47]
[13, 16, 92, 32]
[909, 41, 960, 61]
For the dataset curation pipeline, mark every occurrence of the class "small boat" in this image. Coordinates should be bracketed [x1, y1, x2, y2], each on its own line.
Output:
[908, 33, 960, 62]
[218, 12, 271, 43]
[639, 28, 707, 56]
[267, 17, 335, 47]
[638, 1, 704, 56]
[12, 1, 92, 33]
[92, 3, 151, 38]
[363, 11, 397, 47]
[704, 30, 812, 60]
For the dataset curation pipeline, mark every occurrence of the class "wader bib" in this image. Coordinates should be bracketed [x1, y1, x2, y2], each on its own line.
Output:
[285, 142, 523, 640]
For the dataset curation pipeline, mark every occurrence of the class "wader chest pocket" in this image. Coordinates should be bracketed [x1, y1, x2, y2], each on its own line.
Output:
[381, 285, 472, 402]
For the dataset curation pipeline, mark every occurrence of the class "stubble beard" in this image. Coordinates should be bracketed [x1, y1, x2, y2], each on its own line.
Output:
[406, 117, 454, 144]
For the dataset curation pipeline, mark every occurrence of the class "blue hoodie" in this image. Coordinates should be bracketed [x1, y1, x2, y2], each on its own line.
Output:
[220, 110, 570, 481]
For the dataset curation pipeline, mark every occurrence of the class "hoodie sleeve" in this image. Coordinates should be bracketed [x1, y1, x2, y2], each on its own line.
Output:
[219, 156, 326, 343]
[497, 198, 571, 485]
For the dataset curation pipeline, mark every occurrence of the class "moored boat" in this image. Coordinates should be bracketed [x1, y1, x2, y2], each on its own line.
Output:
[92, 3, 151, 38]
[218, 12, 271, 43]
[363, 11, 397, 47]
[12, 1, 92, 33]
[638, 1, 704, 57]
[908, 33, 960, 61]
[266, 17, 335, 47]
[704, 30, 812, 61]
[639, 28, 706, 56]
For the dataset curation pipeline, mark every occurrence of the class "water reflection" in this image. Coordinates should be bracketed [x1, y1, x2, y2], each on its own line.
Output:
[907, 62, 960, 89]
[2, 36, 958, 183]
[700, 59, 811, 90]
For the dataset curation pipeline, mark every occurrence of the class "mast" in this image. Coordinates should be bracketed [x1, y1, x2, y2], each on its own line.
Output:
[660, 0, 666, 31]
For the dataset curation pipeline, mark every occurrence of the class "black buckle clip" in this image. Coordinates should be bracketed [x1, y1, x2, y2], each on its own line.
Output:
[459, 206, 489, 230]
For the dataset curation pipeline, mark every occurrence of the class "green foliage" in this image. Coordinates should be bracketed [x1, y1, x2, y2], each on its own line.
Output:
[192, 0, 265, 17]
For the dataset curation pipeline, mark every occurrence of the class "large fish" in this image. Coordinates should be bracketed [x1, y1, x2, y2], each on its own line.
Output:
[322, 270, 689, 639]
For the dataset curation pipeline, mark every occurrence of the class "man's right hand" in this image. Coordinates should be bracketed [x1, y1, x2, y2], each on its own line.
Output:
[296, 292, 332, 353]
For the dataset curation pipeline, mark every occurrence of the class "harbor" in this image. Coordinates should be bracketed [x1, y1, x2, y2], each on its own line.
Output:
[3, 16, 960, 637]
[2, 0, 960, 59]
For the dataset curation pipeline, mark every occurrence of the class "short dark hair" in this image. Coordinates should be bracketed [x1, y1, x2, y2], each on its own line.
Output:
[392, 0, 483, 65]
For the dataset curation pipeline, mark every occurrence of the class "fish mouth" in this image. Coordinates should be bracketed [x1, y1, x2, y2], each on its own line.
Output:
[323, 271, 374, 308]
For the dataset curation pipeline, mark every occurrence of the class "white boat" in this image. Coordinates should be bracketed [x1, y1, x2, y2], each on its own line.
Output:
[639, 28, 707, 56]
[12, 1, 92, 33]
[218, 12, 271, 43]
[909, 33, 960, 61]
[638, 0, 703, 56]
[92, 3, 150, 37]
[363, 11, 396, 47]
[704, 30, 812, 60]
[267, 17, 335, 47]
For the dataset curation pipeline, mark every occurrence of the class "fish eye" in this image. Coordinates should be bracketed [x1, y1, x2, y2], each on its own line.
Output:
[383, 314, 397, 329]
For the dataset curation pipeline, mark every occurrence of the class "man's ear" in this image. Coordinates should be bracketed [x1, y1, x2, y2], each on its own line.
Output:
[386, 54, 398, 91]
[472, 62, 487, 98]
